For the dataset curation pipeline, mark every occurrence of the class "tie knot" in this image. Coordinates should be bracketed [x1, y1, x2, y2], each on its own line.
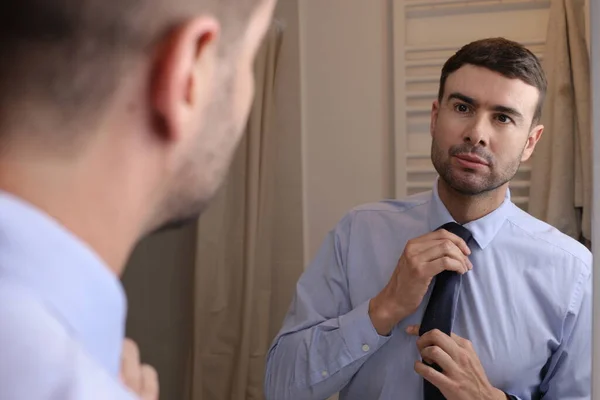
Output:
[436, 222, 472, 243]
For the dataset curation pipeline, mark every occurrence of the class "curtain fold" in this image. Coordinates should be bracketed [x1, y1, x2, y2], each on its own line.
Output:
[186, 21, 299, 400]
[528, 0, 592, 245]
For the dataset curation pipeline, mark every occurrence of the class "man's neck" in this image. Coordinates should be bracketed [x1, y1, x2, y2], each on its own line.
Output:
[0, 155, 147, 277]
[437, 179, 508, 224]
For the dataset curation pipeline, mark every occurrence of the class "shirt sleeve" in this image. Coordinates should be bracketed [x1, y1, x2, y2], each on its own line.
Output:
[0, 284, 138, 400]
[264, 213, 392, 400]
[537, 262, 591, 399]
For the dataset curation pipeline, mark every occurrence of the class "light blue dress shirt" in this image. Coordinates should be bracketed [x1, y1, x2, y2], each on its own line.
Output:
[0, 192, 137, 399]
[265, 180, 592, 400]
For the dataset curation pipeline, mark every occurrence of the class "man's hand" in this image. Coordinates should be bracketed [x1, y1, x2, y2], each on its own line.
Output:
[406, 325, 505, 400]
[368, 229, 472, 335]
[120, 338, 159, 400]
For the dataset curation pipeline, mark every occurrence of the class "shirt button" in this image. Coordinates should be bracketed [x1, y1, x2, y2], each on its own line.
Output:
[321, 370, 328, 377]
[362, 344, 370, 352]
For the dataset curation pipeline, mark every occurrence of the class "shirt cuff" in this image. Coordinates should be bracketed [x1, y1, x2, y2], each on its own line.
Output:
[338, 299, 392, 361]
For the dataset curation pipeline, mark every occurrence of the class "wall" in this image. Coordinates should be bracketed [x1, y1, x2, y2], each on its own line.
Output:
[299, 0, 394, 260]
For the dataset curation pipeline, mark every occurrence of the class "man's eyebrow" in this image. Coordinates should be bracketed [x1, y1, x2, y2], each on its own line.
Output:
[447, 92, 524, 121]
[448, 92, 477, 106]
[492, 105, 524, 121]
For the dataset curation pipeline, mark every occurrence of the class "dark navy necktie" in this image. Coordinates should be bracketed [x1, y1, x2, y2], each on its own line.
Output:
[419, 222, 473, 400]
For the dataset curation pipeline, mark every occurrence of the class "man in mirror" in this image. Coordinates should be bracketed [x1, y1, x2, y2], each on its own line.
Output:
[265, 37, 591, 400]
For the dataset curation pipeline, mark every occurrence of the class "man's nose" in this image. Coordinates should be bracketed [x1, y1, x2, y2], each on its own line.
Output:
[462, 115, 489, 146]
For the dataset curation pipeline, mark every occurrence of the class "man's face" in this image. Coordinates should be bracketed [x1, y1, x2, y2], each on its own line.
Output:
[430, 64, 543, 196]
[154, 0, 275, 232]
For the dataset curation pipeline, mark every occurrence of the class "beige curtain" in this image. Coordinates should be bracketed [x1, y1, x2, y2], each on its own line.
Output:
[123, 224, 197, 400]
[186, 21, 304, 400]
[528, 0, 592, 244]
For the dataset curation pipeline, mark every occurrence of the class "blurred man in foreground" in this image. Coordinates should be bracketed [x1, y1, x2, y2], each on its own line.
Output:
[0, 0, 275, 398]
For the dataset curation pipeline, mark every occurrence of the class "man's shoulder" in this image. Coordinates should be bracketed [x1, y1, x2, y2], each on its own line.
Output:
[327, 192, 432, 239]
[506, 206, 592, 269]
[342, 191, 432, 221]
[0, 281, 135, 400]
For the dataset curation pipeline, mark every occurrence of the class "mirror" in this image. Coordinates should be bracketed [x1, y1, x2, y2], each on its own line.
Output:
[122, 0, 597, 399]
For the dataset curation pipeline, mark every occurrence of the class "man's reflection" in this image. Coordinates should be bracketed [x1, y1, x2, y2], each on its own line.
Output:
[265, 37, 591, 400]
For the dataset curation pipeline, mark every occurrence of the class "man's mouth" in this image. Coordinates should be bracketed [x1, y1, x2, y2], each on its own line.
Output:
[453, 154, 489, 168]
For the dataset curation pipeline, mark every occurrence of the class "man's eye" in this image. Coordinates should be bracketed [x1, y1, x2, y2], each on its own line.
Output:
[455, 104, 469, 113]
[497, 114, 513, 124]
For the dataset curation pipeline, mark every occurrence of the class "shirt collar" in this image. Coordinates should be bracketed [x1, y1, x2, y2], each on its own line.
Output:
[427, 178, 515, 249]
[0, 192, 127, 376]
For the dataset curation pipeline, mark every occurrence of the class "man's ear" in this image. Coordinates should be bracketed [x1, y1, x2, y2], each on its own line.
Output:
[521, 124, 544, 162]
[150, 17, 221, 142]
[430, 100, 440, 137]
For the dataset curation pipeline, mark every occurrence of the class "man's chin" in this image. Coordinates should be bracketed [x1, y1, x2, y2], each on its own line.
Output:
[150, 216, 199, 235]
[145, 204, 207, 238]
[450, 183, 488, 196]
[442, 172, 490, 196]
[446, 174, 507, 197]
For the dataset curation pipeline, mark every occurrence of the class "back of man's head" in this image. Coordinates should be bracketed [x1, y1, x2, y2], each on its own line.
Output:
[0, 0, 276, 269]
[0, 0, 264, 131]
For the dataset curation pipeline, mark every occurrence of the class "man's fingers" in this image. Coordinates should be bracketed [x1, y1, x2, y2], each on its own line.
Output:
[431, 229, 471, 255]
[120, 339, 160, 400]
[406, 237, 468, 259]
[414, 360, 454, 390]
[407, 326, 466, 350]
[416, 329, 460, 360]
[404, 238, 446, 255]
[429, 256, 469, 275]
[450, 332, 474, 350]
[140, 364, 159, 400]
[420, 345, 457, 373]
[121, 338, 141, 366]
[405, 324, 420, 336]
[416, 329, 453, 351]
[406, 228, 470, 257]
[121, 339, 142, 393]
[416, 241, 472, 273]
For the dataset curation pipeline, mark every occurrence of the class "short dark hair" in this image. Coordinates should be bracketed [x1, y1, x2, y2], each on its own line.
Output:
[0, 0, 264, 130]
[438, 37, 547, 125]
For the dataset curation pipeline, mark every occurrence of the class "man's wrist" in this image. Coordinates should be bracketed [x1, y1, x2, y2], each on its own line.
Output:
[368, 297, 404, 336]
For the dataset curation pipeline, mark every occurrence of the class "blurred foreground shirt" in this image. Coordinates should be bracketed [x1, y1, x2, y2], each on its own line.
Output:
[0, 192, 137, 399]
